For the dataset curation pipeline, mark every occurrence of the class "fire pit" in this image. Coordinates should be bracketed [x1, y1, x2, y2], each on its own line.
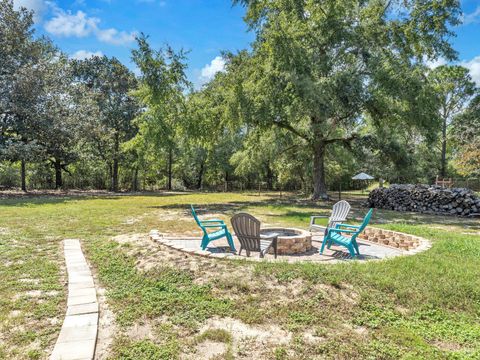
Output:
[260, 227, 312, 255]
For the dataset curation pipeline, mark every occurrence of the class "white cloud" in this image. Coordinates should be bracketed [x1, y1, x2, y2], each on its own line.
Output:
[199, 56, 226, 83]
[96, 28, 136, 45]
[423, 55, 480, 86]
[44, 8, 136, 45]
[13, 0, 48, 22]
[70, 50, 103, 60]
[460, 56, 480, 85]
[425, 57, 447, 69]
[463, 6, 480, 25]
[45, 10, 99, 37]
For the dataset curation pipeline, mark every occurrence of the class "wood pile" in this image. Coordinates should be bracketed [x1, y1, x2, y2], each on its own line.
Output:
[366, 184, 480, 216]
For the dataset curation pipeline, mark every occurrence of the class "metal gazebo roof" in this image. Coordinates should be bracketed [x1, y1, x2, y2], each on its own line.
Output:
[352, 172, 374, 180]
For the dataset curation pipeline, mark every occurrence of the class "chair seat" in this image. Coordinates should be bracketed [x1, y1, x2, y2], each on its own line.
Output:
[260, 239, 274, 251]
[310, 224, 326, 231]
[207, 229, 227, 240]
[330, 232, 352, 246]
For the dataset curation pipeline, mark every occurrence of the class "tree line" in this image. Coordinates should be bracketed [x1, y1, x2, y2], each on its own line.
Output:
[1, 0, 479, 199]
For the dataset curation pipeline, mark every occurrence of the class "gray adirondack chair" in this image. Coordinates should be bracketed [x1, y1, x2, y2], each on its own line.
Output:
[310, 200, 351, 234]
[231, 213, 278, 258]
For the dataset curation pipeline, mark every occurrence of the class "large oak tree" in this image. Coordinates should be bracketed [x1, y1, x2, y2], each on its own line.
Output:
[230, 0, 460, 199]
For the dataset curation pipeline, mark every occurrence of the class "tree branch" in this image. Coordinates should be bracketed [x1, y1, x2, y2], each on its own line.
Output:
[324, 134, 358, 145]
[279, 143, 300, 155]
[272, 119, 310, 141]
[61, 164, 72, 175]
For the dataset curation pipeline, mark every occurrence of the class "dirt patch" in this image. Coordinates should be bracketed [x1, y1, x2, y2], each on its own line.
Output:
[303, 329, 326, 344]
[339, 283, 360, 305]
[189, 317, 291, 359]
[8, 310, 22, 318]
[158, 210, 193, 222]
[0, 227, 10, 235]
[432, 340, 464, 351]
[185, 340, 227, 360]
[94, 287, 117, 359]
[125, 322, 155, 341]
[18, 278, 40, 285]
[112, 233, 148, 245]
[4, 260, 25, 267]
[203, 317, 291, 345]
[111, 234, 244, 284]
[48, 317, 61, 326]
[14, 290, 42, 299]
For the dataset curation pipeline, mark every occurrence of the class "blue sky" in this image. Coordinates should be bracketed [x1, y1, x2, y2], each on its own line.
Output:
[12, 0, 480, 87]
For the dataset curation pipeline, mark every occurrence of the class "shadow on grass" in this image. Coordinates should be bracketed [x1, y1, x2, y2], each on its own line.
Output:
[151, 201, 261, 215]
[0, 190, 189, 207]
[373, 208, 480, 229]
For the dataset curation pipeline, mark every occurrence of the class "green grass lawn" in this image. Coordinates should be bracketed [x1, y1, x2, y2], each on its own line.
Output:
[0, 192, 479, 359]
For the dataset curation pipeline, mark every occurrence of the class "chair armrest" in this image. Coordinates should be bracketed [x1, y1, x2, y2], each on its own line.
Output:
[328, 228, 357, 234]
[202, 224, 226, 229]
[310, 215, 328, 226]
[335, 223, 360, 229]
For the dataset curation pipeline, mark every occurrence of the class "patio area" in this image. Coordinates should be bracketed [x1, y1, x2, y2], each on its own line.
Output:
[149, 229, 431, 263]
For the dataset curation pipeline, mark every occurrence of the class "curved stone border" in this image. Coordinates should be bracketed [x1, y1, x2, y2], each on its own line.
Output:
[360, 228, 423, 250]
[149, 227, 431, 264]
[50, 239, 98, 360]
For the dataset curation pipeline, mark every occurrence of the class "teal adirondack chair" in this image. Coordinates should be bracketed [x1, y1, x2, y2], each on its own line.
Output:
[190, 205, 236, 252]
[320, 208, 374, 258]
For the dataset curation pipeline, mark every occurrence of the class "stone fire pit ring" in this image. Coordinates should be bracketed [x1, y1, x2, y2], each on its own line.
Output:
[260, 227, 312, 255]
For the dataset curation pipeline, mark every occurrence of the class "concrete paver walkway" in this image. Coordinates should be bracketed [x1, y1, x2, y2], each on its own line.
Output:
[50, 239, 98, 360]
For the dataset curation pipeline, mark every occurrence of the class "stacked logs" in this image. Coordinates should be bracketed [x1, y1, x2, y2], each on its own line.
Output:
[366, 184, 480, 216]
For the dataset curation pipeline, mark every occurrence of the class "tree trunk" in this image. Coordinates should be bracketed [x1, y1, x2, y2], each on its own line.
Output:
[20, 159, 27, 192]
[440, 117, 447, 177]
[167, 147, 173, 190]
[311, 141, 328, 200]
[54, 159, 62, 189]
[224, 171, 229, 192]
[197, 160, 205, 190]
[266, 163, 274, 190]
[133, 166, 139, 192]
[112, 134, 119, 192]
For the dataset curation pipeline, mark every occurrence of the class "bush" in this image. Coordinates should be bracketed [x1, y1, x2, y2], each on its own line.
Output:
[0, 162, 19, 188]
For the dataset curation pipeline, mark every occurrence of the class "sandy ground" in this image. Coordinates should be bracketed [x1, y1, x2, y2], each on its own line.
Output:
[108, 233, 317, 359]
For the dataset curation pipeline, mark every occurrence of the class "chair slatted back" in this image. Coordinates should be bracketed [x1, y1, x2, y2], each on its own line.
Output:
[350, 208, 374, 241]
[191, 205, 207, 236]
[231, 213, 261, 252]
[357, 208, 374, 233]
[190, 205, 201, 225]
[329, 200, 351, 228]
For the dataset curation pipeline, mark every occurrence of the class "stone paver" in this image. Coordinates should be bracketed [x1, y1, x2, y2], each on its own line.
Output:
[50, 239, 98, 360]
